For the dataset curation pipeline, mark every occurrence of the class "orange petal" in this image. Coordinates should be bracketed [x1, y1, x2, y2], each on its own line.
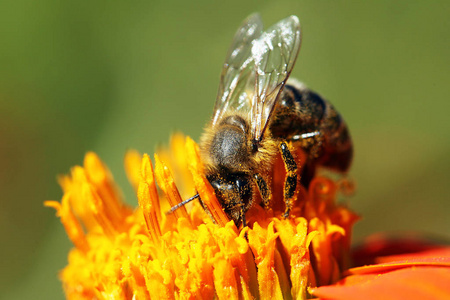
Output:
[376, 247, 450, 264]
[346, 254, 450, 276]
[352, 233, 444, 267]
[311, 266, 450, 300]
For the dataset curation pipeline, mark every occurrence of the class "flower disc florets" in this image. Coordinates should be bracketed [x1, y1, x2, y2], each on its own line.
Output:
[46, 134, 358, 299]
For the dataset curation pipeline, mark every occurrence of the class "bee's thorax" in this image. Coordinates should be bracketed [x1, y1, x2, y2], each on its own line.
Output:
[210, 124, 251, 173]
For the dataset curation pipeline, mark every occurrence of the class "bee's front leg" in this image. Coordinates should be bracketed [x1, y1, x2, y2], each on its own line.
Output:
[279, 141, 298, 218]
[253, 173, 272, 210]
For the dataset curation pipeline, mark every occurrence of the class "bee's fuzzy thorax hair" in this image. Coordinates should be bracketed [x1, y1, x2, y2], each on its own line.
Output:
[251, 130, 278, 173]
[199, 110, 277, 176]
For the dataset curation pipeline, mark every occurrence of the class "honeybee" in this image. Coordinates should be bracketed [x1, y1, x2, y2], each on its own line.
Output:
[171, 14, 352, 226]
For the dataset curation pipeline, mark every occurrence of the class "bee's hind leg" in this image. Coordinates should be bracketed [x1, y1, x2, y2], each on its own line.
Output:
[279, 141, 298, 218]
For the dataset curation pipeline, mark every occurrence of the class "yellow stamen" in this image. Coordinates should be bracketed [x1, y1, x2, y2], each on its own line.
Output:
[248, 222, 282, 299]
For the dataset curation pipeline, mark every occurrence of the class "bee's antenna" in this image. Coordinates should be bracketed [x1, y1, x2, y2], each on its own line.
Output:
[166, 193, 200, 215]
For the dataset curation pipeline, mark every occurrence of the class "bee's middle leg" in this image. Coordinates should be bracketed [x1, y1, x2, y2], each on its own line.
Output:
[279, 141, 298, 218]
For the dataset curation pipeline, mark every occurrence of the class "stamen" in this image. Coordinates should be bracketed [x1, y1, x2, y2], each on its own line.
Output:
[137, 154, 162, 243]
[185, 137, 232, 228]
[247, 221, 283, 299]
[84, 152, 130, 225]
[154, 154, 191, 222]
[83, 183, 117, 237]
[44, 194, 89, 253]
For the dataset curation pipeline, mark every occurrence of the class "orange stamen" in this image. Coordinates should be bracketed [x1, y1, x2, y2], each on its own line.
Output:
[83, 182, 117, 238]
[137, 154, 162, 244]
[84, 152, 131, 225]
[44, 195, 89, 253]
[154, 154, 191, 222]
[185, 136, 231, 228]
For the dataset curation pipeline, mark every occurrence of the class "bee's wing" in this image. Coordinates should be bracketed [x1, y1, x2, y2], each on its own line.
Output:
[251, 16, 301, 141]
[212, 14, 263, 126]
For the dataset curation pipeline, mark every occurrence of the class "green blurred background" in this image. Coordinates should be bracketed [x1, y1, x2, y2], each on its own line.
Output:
[1, 0, 449, 298]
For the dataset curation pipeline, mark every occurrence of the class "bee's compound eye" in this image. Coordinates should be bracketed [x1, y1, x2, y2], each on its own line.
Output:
[207, 173, 252, 208]
[234, 175, 252, 205]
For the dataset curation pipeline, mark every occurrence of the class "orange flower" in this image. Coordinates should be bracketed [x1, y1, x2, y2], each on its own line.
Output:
[46, 133, 450, 299]
[311, 235, 450, 300]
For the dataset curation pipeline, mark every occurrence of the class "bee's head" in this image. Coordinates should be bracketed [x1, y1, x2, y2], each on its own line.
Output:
[207, 173, 253, 226]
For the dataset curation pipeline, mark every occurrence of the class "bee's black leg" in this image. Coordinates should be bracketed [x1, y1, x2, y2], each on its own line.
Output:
[240, 207, 249, 239]
[241, 207, 247, 228]
[279, 141, 298, 218]
[253, 173, 271, 209]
